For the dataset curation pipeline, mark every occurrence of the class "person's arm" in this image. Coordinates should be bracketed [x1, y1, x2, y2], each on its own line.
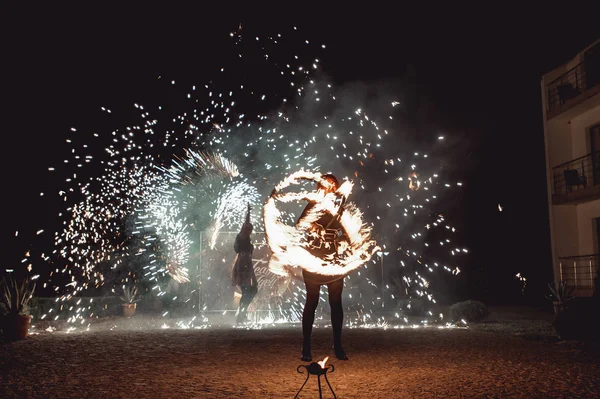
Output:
[297, 202, 316, 226]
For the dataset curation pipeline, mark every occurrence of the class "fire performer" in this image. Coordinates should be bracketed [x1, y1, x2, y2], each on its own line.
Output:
[298, 174, 349, 361]
[264, 171, 379, 362]
[231, 204, 258, 324]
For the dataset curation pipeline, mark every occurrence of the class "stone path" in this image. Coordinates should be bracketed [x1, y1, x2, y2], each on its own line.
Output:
[1, 320, 599, 398]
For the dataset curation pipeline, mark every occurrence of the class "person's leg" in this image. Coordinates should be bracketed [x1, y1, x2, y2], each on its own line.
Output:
[245, 285, 258, 320]
[237, 285, 250, 323]
[248, 284, 258, 303]
[327, 277, 348, 360]
[302, 274, 321, 361]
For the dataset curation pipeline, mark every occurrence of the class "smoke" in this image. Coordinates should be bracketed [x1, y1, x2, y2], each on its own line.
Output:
[19, 23, 472, 327]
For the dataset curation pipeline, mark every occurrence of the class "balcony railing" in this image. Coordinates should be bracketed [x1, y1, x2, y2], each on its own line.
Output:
[546, 58, 600, 114]
[552, 152, 600, 196]
[558, 254, 599, 295]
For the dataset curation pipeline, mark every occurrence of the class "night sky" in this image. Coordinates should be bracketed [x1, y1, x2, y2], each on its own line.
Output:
[3, 5, 599, 303]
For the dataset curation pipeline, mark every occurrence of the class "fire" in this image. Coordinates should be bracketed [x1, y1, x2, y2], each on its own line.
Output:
[318, 356, 329, 368]
[263, 170, 379, 277]
[408, 172, 420, 191]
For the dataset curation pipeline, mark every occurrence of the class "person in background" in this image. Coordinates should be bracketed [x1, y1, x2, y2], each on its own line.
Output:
[231, 204, 258, 324]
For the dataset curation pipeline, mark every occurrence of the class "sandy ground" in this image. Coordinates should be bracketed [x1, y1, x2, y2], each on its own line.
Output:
[1, 309, 600, 398]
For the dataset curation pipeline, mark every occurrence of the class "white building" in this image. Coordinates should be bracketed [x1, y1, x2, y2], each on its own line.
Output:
[542, 38, 600, 297]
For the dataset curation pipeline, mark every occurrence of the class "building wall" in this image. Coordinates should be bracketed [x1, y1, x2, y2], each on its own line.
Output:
[575, 200, 600, 291]
[543, 38, 600, 293]
[549, 105, 600, 260]
[545, 118, 572, 170]
[577, 199, 600, 255]
[553, 204, 579, 257]
[571, 103, 600, 156]
[552, 201, 599, 292]
[541, 79, 558, 281]
[545, 102, 600, 171]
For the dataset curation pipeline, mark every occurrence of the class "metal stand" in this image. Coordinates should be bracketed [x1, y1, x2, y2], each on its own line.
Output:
[294, 362, 337, 399]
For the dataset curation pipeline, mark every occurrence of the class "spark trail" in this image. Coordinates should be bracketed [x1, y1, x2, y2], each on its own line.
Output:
[16, 24, 466, 329]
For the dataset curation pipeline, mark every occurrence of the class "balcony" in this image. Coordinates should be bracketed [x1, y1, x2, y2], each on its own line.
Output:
[558, 254, 599, 297]
[552, 152, 600, 204]
[546, 55, 600, 119]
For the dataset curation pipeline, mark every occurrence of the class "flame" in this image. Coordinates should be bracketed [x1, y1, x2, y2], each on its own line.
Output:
[408, 172, 420, 191]
[264, 170, 379, 277]
[318, 356, 329, 368]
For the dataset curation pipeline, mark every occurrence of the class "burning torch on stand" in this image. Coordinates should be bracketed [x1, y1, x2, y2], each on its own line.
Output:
[295, 356, 337, 399]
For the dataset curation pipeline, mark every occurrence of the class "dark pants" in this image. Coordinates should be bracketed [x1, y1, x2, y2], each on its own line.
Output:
[302, 270, 344, 350]
[237, 284, 258, 322]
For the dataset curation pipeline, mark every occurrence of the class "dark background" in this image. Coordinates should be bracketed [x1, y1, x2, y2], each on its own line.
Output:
[2, 4, 599, 304]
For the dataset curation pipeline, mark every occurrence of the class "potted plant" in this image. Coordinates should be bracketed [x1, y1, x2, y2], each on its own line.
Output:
[1, 275, 36, 341]
[120, 285, 140, 317]
[546, 280, 575, 314]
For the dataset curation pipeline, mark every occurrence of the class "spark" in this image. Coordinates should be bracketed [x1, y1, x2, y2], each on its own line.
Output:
[17, 24, 466, 330]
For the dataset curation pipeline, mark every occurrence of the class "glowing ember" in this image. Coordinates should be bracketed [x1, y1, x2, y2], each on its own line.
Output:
[408, 172, 421, 191]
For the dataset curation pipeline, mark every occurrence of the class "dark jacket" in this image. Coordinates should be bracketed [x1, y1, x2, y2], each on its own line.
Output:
[232, 233, 255, 287]
[297, 201, 343, 231]
[297, 200, 348, 285]
[234, 233, 254, 254]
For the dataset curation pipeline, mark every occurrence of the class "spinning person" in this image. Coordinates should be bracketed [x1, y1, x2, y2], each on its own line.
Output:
[297, 174, 349, 361]
[231, 204, 258, 324]
[264, 170, 379, 361]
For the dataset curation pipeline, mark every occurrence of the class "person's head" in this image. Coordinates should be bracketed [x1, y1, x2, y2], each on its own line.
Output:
[317, 173, 339, 193]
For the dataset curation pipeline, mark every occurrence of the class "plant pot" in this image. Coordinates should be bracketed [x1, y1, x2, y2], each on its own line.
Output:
[3, 314, 32, 341]
[122, 303, 137, 318]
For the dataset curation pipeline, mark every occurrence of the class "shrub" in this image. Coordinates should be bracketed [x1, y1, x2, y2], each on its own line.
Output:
[449, 300, 490, 322]
[553, 309, 582, 340]
[552, 299, 600, 341]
